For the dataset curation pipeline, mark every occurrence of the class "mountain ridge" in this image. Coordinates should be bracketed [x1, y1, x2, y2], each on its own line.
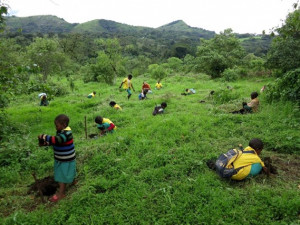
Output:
[4, 15, 216, 39]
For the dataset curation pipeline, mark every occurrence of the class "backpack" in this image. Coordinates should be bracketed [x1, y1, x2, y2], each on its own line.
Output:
[215, 149, 243, 178]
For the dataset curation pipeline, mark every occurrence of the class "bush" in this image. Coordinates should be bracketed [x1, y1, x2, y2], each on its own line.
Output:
[213, 89, 240, 104]
[26, 79, 69, 98]
[222, 68, 239, 81]
[265, 68, 300, 104]
[148, 64, 167, 80]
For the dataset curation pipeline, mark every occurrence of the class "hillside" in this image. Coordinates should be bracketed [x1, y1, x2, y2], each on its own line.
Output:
[4, 15, 76, 33]
[1, 75, 299, 223]
[3, 15, 271, 56]
[4, 15, 215, 39]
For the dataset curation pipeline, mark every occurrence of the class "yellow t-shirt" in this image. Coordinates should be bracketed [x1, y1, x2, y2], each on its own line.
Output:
[102, 118, 117, 130]
[231, 146, 265, 180]
[89, 93, 95, 97]
[155, 83, 162, 89]
[122, 78, 131, 89]
[114, 104, 122, 110]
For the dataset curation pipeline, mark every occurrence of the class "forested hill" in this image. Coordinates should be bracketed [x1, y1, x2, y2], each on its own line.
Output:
[3, 15, 272, 56]
[4, 15, 215, 39]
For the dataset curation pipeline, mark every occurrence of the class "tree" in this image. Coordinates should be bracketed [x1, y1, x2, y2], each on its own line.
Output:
[27, 37, 68, 81]
[0, 1, 8, 31]
[147, 64, 167, 81]
[167, 57, 183, 72]
[196, 29, 245, 78]
[266, 7, 300, 74]
[93, 38, 126, 84]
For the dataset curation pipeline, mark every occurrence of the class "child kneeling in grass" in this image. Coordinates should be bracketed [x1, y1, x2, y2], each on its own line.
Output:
[38, 114, 76, 202]
[95, 116, 116, 135]
[231, 138, 268, 180]
[215, 138, 268, 181]
[152, 102, 167, 116]
[109, 101, 122, 110]
[87, 91, 96, 98]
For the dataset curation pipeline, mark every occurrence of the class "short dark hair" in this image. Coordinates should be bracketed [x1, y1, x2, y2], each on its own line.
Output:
[128, 74, 133, 79]
[249, 138, 263, 151]
[161, 102, 167, 108]
[93, 91, 96, 94]
[55, 114, 69, 126]
[95, 116, 103, 124]
[251, 92, 258, 99]
[109, 101, 116, 107]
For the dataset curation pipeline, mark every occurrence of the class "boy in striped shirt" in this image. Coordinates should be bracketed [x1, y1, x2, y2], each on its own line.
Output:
[38, 114, 76, 202]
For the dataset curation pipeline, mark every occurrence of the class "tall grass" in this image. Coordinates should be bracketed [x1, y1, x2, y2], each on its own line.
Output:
[1, 74, 299, 224]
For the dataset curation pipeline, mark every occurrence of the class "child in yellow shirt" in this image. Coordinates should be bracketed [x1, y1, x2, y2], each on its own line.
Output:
[109, 101, 122, 110]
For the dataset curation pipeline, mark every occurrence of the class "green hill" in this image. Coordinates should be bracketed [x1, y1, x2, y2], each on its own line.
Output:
[158, 20, 214, 38]
[4, 15, 215, 39]
[5, 15, 76, 33]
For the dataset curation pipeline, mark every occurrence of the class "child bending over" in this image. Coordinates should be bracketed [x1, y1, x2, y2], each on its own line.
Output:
[38, 114, 76, 202]
[152, 102, 167, 116]
[87, 91, 96, 98]
[109, 101, 122, 110]
[181, 88, 196, 96]
[95, 116, 116, 135]
[231, 138, 268, 180]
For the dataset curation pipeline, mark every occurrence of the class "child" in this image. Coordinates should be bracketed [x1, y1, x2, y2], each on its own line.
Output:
[138, 89, 148, 100]
[95, 116, 116, 135]
[119, 74, 135, 100]
[231, 138, 268, 180]
[231, 92, 259, 114]
[87, 91, 96, 98]
[39, 93, 49, 106]
[142, 81, 152, 93]
[181, 88, 196, 96]
[247, 91, 259, 112]
[152, 102, 167, 116]
[109, 101, 122, 110]
[155, 81, 163, 90]
[38, 114, 76, 202]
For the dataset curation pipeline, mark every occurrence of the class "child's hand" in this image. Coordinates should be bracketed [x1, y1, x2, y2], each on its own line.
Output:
[38, 134, 47, 146]
[262, 166, 270, 176]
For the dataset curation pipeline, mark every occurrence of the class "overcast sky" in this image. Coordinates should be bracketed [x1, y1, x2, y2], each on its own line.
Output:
[6, 0, 297, 34]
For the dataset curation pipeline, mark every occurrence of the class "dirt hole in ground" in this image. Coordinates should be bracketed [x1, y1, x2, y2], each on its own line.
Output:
[28, 176, 58, 196]
[88, 133, 98, 139]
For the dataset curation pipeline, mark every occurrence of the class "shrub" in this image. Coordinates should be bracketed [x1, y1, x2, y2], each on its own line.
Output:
[265, 68, 300, 104]
[222, 68, 239, 81]
[213, 89, 240, 104]
[148, 64, 167, 80]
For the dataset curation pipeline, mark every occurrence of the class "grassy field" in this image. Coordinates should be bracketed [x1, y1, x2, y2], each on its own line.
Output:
[1, 73, 300, 224]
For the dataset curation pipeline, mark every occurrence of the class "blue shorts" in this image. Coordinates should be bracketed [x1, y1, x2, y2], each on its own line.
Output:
[126, 89, 132, 95]
[54, 160, 76, 184]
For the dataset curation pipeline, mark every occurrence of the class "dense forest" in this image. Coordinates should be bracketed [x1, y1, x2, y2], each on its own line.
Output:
[0, 1, 300, 224]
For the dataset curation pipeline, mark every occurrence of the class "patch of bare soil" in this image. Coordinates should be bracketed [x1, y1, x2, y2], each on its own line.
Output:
[28, 176, 58, 197]
[267, 154, 300, 181]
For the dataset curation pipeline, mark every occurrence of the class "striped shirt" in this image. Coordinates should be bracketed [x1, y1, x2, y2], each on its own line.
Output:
[45, 126, 76, 162]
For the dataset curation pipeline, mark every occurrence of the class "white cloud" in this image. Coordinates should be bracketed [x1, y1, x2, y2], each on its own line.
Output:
[7, 0, 296, 34]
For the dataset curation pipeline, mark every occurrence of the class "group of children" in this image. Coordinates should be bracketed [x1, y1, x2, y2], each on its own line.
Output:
[38, 74, 267, 203]
[38, 74, 168, 202]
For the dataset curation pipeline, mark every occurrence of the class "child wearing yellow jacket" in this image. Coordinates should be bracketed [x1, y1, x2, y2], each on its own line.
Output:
[231, 138, 268, 180]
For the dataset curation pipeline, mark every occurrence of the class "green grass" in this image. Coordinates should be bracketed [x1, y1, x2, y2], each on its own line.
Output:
[1, 74, 300, 224]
